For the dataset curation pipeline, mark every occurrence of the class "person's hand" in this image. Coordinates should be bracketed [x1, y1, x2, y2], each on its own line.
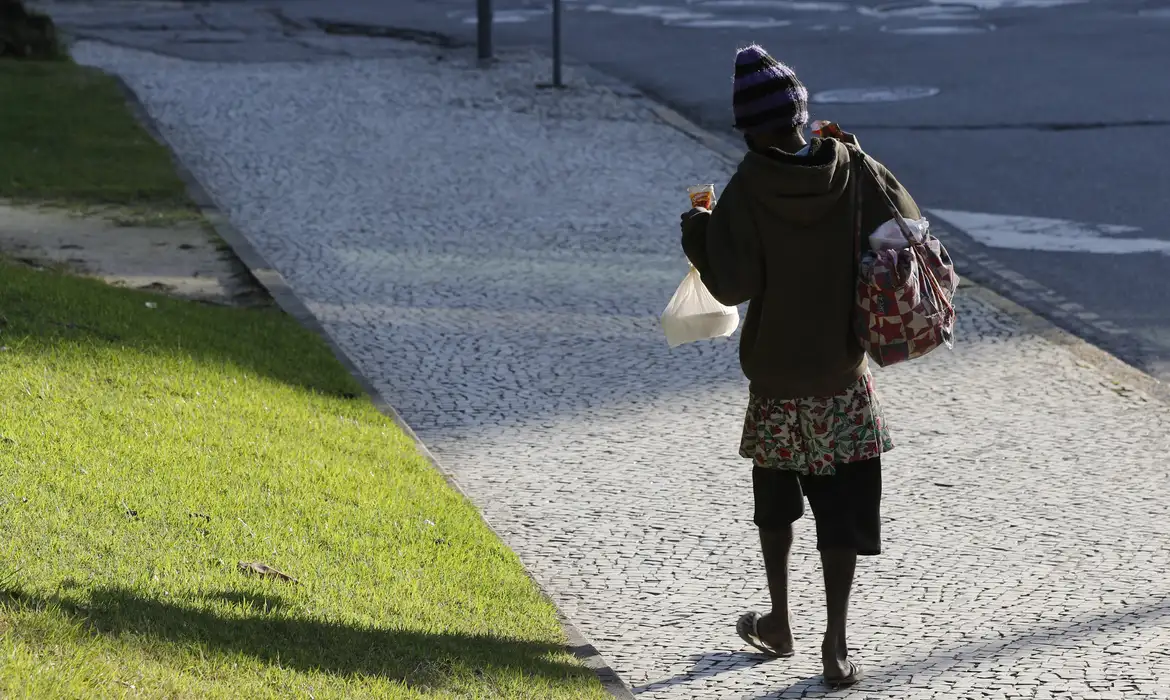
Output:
[680, 207, 709, 231]
[814, 120, 860, 148]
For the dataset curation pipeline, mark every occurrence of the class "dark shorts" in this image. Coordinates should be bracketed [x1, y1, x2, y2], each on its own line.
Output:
[752, 456, 882, 555]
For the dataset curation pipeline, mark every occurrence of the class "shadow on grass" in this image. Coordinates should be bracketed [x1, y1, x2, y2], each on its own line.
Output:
[0, 586, 590, 690]
[0, 261, 361, 399]
[0, 60, 192, 211]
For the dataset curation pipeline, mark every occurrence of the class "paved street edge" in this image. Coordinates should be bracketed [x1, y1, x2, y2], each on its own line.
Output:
[111, 74, 637, 700]
[646, 101, 1170, 407]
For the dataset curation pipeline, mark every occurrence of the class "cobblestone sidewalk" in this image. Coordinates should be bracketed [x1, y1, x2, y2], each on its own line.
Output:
[72, 34, 1170, 700]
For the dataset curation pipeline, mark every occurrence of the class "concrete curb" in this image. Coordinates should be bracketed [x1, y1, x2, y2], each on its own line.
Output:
[110, 74, 636, 700]
[647, 103, 743, 164]
[964, 285, 1170, 405]
[643, 100, 1170, 407]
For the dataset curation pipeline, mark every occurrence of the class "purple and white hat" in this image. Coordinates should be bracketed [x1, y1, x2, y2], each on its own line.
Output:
[733, 44, 809, 134]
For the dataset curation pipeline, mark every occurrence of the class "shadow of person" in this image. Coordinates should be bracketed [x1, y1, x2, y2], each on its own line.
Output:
[752, 593, 1170, 698]
[760, 674, 835, 699]
[633, 650, 772, 693]
[2, 586, 591, 690]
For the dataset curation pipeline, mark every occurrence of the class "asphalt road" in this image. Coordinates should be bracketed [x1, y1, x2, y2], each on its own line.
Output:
[52, 0, 1170, 379]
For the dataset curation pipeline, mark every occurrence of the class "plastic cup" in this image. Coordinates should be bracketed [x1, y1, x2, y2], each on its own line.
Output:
[688, 184, 715, 210]
[812, 120, 844, 140]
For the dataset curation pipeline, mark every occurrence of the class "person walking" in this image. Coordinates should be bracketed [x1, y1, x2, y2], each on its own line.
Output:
[679, 44, 922, 689]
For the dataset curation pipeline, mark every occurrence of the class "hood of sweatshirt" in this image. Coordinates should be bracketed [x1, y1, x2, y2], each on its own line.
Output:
[734, 137, 853, 226]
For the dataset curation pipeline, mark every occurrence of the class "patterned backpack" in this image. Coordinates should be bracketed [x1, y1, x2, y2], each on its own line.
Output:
[851, 150, 959, 367]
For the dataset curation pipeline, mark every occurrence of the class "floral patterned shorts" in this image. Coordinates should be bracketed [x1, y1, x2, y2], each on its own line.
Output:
[740, 371, 893, 476]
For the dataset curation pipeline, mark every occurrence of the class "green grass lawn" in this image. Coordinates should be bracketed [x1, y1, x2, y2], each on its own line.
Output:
[0, 259, 606, 699]
[0, 54, 605, 700]
[0, 59, 198, 225]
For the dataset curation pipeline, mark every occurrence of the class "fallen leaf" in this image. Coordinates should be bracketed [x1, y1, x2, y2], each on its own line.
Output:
[238, 561, 299, 584]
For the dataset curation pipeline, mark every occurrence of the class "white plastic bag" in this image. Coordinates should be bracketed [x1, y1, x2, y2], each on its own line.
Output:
[869, 217, 929, 251]
[660, 266, 740, 348]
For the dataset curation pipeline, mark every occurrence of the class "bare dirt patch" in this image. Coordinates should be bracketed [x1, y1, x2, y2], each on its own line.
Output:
[0, 202, 268, 306]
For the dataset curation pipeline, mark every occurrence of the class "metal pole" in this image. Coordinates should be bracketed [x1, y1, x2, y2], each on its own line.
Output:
[477, 0, 493, 62]
[552, 0, 563, 87]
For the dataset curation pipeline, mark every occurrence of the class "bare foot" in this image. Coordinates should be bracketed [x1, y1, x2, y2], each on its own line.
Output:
[756, 612, 795, 656]
[821, 634, 853, 680]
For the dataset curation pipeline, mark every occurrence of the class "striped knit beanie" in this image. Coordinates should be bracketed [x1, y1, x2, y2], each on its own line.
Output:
[733, 44, 809, 134]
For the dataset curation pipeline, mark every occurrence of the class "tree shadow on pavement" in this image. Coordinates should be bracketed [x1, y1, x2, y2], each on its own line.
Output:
[0, 586, 591, 689]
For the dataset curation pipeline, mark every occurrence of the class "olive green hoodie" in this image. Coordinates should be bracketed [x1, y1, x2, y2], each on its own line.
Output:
[681, 138, 920, 399]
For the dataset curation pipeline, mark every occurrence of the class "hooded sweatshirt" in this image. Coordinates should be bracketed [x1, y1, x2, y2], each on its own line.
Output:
[681, 137, 921, 399]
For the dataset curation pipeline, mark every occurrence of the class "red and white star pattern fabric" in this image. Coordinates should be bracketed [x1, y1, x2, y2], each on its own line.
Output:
[855, 230, 958, 367]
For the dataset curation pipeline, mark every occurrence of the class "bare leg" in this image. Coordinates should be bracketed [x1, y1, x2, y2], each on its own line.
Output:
[755, 525, 795, 654]
[820, 548, 857, 679]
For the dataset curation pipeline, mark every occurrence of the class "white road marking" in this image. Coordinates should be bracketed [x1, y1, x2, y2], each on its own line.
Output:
[931, 0, 1087, 8]
[666, 15, 791, 26]
[860, 4, 982, 19]
[930, 210, 1170, 255]
[882, 23, 994, 33]
[697, 0, 850, 10]
[460, 9, 548, 23]
[811, 86, 941, 103]
[584, 4, 715, 21]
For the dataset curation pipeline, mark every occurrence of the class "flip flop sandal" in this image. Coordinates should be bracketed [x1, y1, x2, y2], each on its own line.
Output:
[735, 611, 794, 659]
[824, 660, 864, 689]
